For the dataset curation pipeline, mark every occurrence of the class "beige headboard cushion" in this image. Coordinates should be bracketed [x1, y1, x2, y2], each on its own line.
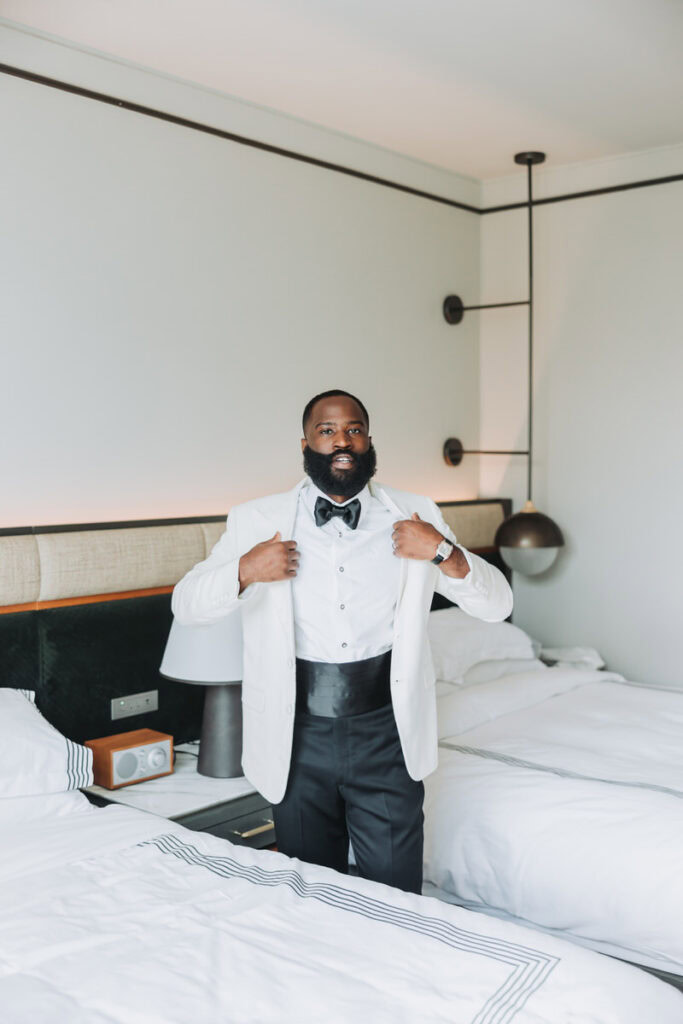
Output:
[0, 501, 505, 609]
[439, 503, 504, 550]
[36, 524, 209, 602]
[200, 521, 227, 553]
[0, 519, 227, 609]
[0, 535, 42, 606]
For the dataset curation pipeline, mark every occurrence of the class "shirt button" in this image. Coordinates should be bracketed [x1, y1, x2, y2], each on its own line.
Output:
[341, 642, 348, 648]
[339, 566, 345, 572]
[340, 604, 345, 610]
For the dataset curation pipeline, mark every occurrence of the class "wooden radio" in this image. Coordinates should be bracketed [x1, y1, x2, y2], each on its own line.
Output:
[85, 728, 174, 789]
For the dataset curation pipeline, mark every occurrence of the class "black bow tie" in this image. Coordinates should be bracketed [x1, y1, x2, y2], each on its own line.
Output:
[314, 496, 361, 530]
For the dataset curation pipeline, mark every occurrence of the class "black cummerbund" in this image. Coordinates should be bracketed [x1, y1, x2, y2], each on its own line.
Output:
[295, 651, 392, 718]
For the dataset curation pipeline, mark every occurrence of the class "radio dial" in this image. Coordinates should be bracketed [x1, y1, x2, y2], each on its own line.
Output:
[147, 747, 166, 770]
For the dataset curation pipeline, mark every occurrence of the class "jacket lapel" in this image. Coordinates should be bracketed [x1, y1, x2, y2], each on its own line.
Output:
[257, 479, 306, 640]
[370, 481, 413, 604]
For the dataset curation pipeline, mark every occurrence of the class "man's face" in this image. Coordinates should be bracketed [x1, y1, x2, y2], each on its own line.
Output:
[301, 396, 376, 499]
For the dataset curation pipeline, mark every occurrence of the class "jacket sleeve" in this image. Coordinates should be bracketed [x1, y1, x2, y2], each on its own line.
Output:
[171, 507, 261, 625]
[428, 500, 513, 622]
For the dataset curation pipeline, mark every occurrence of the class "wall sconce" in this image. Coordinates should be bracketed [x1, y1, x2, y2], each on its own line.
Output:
[443, 151, 564, 576]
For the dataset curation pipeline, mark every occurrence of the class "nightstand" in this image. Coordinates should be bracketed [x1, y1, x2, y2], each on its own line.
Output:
[84, 742, 276, 850]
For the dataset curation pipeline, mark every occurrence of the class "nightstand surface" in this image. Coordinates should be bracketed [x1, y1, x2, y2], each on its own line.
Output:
[84, 742, 257, 819]
[84, 743, 275, 848]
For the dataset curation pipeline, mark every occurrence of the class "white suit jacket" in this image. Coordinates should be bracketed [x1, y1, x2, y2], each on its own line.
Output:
[172, 480, 513, 803]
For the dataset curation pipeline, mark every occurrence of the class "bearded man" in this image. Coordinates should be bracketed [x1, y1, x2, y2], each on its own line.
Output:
[172, 389, 512, 893]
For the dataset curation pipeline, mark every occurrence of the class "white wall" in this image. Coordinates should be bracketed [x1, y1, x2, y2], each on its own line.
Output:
[1, 23, 481, 526]
[479, 146, 683, 685]
[6, 24, 681, 687]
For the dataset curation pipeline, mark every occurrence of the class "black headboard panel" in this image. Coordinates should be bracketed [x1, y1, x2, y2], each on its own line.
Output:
[0, 595, 203, 744]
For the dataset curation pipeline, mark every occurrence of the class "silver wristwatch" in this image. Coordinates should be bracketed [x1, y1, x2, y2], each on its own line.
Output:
[431, 537, 454, 565]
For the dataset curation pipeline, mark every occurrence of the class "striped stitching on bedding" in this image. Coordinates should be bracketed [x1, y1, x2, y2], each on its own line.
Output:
[65, 737, 92, 789]
[441, 742, 683, 799]
[140, 832, 558, 1024]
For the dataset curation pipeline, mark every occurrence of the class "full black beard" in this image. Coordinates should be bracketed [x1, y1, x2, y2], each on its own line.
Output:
[303, 443, 377, 499]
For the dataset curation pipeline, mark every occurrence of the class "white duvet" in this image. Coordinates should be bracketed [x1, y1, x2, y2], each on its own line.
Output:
[2, 802, 682, 1022]
[425, 668, 683, 976]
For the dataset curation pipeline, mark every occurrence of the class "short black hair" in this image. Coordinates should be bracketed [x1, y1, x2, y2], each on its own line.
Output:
[302, 389, 370, 433]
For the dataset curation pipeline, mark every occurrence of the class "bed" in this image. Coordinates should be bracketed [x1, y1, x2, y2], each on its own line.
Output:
[2, 688, 683, 1024]
[423, 608, 683, 988]
[2, 505, 682, 1018]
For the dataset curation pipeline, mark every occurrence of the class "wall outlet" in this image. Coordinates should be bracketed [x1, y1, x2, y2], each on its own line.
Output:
[111, 689, 159, 721]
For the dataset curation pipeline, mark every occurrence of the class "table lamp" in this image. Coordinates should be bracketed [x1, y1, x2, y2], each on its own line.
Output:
[160, 611, 243, 778]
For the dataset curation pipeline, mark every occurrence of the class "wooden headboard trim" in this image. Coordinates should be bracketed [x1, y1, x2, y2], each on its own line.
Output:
[0, 585, 175, 616]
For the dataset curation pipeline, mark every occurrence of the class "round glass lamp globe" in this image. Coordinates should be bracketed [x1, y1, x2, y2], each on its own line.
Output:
[495, 502, 564, 577]
[499, 545, 560, 575]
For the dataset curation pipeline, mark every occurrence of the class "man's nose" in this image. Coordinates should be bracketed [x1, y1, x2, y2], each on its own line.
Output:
[333, 435, 351, 448]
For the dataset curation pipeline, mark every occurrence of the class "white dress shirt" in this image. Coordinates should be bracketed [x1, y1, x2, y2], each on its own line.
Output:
[292, 480, 400, 663]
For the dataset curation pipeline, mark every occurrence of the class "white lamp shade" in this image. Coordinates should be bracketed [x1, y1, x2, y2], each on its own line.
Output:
[160, 612, 243, 684]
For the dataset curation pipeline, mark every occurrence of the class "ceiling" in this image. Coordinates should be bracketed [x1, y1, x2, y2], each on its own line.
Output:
[2, 0, 682, 180]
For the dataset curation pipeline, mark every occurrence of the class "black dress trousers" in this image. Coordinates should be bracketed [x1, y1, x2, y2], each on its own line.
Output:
[272, 701, 425, 894]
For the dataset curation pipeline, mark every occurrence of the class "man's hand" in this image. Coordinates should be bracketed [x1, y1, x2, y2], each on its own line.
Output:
[238, 532, 299, 593]
[392, 513, 470, 578]
[392, 513, 442, 561]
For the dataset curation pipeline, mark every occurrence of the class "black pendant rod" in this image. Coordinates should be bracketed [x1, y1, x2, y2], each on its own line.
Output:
[514, 150, 545, 502]
[526, 159, 535, 503]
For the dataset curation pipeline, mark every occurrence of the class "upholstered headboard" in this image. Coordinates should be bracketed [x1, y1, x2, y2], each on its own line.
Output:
[0, 498, 510, 743]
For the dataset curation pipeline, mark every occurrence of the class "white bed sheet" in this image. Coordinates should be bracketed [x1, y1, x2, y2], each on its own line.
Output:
[2, 803, 681, 1023]
[425, 667, 683, 976]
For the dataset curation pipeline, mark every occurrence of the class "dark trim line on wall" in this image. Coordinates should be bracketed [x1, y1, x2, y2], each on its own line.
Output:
[481, 173, 683, 214]
[0, 62, 479, 215]
[0, 515, 227, 537]
[2, 62, 682, 215]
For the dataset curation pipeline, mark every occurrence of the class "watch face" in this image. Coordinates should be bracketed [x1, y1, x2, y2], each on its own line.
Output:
[432, 539, 452, 564]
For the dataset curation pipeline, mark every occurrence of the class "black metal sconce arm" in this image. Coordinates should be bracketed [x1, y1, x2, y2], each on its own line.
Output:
[443, 295, 530, 324]
[443, 438, 529, 467]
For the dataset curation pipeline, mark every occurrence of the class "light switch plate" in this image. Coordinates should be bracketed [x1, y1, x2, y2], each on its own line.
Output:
[111, 689, 158, 720]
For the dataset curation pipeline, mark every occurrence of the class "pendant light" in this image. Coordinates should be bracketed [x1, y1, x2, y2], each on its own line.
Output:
[443, 151, 564, 576]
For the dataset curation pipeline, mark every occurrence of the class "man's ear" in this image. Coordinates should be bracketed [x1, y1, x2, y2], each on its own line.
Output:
[300, 437, 307, 452]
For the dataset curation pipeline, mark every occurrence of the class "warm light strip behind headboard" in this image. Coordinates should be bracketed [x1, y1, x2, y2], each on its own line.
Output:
[0, 586, 175, 616]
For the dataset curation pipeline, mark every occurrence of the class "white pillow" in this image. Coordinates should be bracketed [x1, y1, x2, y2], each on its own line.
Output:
[463, 657, 547, 686]
[0, 689, 93, 797]
[428, 608, 538, 683]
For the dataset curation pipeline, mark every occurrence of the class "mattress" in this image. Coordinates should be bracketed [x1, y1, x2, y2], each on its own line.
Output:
[425, 667, 683, 976]
[2, 802, 682, 1022]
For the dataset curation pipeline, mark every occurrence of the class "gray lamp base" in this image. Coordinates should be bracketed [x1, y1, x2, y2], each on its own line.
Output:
[197, 683, 243, 778]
